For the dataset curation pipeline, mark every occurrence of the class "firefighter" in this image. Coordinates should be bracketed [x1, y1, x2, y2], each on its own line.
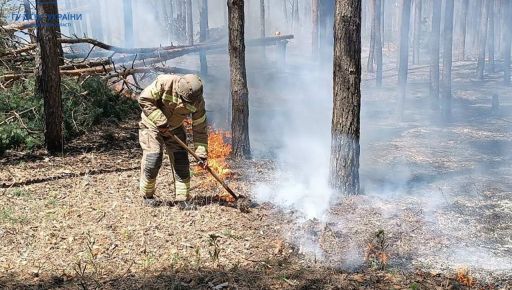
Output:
[137, 74, 208, 206]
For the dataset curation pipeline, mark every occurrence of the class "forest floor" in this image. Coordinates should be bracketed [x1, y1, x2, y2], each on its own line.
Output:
[1, 50, 512, 289]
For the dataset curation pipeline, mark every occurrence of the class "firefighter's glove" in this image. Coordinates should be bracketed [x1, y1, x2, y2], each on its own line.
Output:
[195, 145, 208, 169]
[158, 126, 171, 137]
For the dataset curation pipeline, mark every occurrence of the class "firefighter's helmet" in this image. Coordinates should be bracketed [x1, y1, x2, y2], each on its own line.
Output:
[176, 74, 203, 103]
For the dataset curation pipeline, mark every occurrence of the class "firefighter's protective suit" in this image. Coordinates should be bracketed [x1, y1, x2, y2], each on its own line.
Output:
[138, 74, 208, 200]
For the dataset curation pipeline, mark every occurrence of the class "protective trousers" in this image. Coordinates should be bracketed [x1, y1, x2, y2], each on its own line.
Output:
[139, 125, 190, 199]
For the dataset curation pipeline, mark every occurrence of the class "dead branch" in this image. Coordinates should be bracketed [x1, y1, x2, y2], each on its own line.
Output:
[1, 20, 36, 33]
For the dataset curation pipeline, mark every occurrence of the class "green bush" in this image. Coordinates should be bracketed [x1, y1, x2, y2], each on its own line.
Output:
[0, 77, 138, 155]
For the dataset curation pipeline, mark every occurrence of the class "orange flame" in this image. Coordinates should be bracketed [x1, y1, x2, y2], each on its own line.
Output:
[204, 129, 232, 178]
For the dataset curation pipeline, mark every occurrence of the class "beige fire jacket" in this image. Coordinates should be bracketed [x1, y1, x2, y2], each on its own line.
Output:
[138, 75, 208, 149]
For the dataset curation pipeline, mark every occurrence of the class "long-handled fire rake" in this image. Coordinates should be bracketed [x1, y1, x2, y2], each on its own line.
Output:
[170, 134, 251, 213]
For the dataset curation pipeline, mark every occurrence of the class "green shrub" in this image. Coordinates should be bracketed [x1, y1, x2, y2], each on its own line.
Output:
[0, 77, 138, 155]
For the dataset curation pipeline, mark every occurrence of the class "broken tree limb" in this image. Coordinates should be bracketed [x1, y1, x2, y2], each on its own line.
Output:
[1, 35, 294, 60]
[0, 66, 197, 82]
[1, 35, 294, 83]
[64, 34, 294, 59]
[1, 20, 36, 33]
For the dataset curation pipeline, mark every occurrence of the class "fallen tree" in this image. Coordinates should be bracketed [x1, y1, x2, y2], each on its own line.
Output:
[1, 34, 294, 85]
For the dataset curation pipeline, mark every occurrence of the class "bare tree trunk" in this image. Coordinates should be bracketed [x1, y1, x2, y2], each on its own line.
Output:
[381, 0, 385, 45]
[259, 0, 266, 57]
[488, 0, 495, 73]
[504, 0, 511, 84]
[123, 0, 134, 47]
[228, 0, 251, 159]
[398, 0, 412, 118]
[312, 0, 320, 58]
[441, 0, 454, 121]
[330, 0, 361, 196]
[367, 0, 376, 73]
[90, 0, 104, 41]
[186, 0, 193, 45]
[260, 0, 265, 38]
[460, 0, 469, 60]
[412, 0, 421, 64]
[35, 0, 63, 154]
[477, 0, 490, 80]
[430, 0, 441, 110]
[375, 0, 383, 86]
[293, 0, 299, 32]
[23, 0, 36, 43]
[200, 0, 209, 75]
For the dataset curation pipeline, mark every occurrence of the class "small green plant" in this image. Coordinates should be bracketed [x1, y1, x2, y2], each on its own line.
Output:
[194, 244, 202, 269]
[0, 207, 28, 224]
[208, 234, 222, 266]
[410, 282, 420, 290]
[222, 229, 242, 240]
[10, 188, 31, 198]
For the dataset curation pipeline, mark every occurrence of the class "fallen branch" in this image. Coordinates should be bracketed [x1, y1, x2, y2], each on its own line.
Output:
[1, 20, 36, 33]
[1, 35, 294, 83]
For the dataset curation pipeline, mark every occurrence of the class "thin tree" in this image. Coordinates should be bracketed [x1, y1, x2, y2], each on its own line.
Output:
[430, 0, 441, 109]
[228, 0, 251, 159]
[90, 0, 104, 41]
[367, 0, 376, 73]
[23, 0, 36, 42]
[375, 0, 383, 86]
[398, 0, 412, 118]
[260, 0, 265, 38]
[460, 0, 469, 60]
[35, 0, 63, 154]
[441, 0, 455, 121]
[312, 0, 319, 58]
[477, 0, 490, 80]
[186, 0, 193, 45]
[330, 0, 361, 195]
[504, 0, 511, 84]
[200, 0, 209, 75]
[123, 0, 134, 47]
[412, 0, 421, 64]
[488, 0, 495, 73]
[292, 0, 299, 32]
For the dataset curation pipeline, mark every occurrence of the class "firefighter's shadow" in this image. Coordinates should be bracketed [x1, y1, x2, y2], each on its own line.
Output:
[160, 195, 240, 211]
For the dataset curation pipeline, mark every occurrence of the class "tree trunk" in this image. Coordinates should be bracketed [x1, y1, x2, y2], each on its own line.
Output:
[477, 0, 490, 80]
[200, 0, 209, 75]
[441, 0, 455, 121]
[228, 0, 251, 159]
[381, 0, 385, 45]
[260, 0, 265, 38]
[504, 0, 511, 84]
[312, 0, 319, 58]
[488, 0, 495, 73]
[293, 0, 299, 32]
[430, 0, 441, 110]
[35, 0, 63, 154]
[398, 0, 412, 118]
[412, 0, 421, 64]
[367, 0, 376, 73]
[23, 0, 36, 43]
[123, 0, 134, 47]
[186, 0, 193, 45]
[375, 0, 383, 86]
[460, 0, 469, 60]
[90, 0, 104, 41]
[259, 0, 266, 57]
[330, 0, 361, 196]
